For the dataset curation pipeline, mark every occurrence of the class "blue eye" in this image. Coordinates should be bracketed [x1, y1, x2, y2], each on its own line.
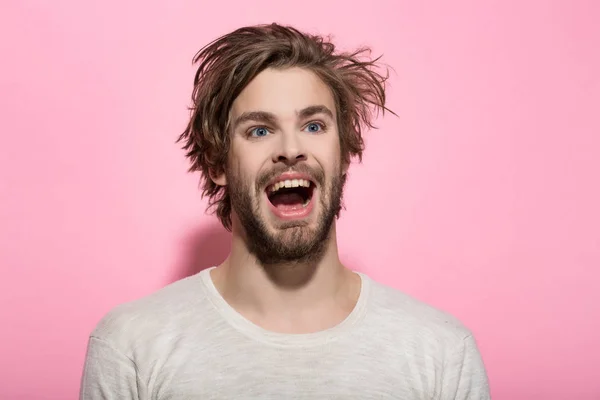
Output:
[250, 127, 270, 137]
[305, 122, 323, 133]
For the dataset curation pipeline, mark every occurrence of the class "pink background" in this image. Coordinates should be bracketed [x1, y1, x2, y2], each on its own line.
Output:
[1, 1, 599, 399]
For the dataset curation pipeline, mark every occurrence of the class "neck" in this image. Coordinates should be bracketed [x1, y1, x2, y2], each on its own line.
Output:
[210, 222, 361, 333]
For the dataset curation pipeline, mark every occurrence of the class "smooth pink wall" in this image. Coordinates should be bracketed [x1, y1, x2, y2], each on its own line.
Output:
[1, 1, 599, 399]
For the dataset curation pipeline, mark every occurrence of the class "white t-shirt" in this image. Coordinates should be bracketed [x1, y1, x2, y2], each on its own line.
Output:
[80, 267, 490, 399]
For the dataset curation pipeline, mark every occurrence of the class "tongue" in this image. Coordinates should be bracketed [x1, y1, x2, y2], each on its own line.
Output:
[270, 192, 304, 211]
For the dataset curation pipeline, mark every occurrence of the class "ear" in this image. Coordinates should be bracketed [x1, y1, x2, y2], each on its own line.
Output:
[210, 168, 227, 187]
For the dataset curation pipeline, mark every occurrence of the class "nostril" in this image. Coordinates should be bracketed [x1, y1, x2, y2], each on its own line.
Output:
[293, 154, 308, 162]
[276, 154, 306, 163]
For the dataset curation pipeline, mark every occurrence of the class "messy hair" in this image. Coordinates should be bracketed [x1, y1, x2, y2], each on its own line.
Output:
[178, 23, 393, 230]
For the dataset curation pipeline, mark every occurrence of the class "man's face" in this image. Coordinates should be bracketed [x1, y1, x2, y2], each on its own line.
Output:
[216, 67, 347, 265]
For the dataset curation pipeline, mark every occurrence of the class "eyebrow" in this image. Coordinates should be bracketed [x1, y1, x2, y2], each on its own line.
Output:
[297, 105, 334, 120]
[232, 105, 335, 131]
[232, 111, 278, 131]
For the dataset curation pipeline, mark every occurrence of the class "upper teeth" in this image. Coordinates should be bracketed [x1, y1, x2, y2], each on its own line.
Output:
[269, 179, 311, 193]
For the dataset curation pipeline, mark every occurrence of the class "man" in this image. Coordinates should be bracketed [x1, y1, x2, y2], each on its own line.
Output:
[80, 23, 490, 399]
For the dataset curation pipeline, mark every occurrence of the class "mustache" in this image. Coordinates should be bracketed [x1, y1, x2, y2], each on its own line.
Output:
[256, 164, 325, 190]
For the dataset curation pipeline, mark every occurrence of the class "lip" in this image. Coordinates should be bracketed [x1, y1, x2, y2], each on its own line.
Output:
[266, 191, 316, 221]
[265, 172, 316, 189]
[264, 172, 317, 221]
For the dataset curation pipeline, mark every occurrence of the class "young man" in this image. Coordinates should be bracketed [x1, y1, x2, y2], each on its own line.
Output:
[80, 23, 490, 399]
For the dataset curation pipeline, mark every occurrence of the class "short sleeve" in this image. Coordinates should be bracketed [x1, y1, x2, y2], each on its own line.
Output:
[79, 336, 145, 400]
[441, 334, 491, 400]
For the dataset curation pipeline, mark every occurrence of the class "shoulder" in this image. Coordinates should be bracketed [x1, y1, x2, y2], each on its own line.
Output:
[88, 271, 211, 355]
[362, 273, 473, 345]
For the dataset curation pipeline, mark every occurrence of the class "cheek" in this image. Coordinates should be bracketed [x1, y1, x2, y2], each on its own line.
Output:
[224, 156, 247, 188]
[330, 129, 343, 157]
[228, 146, 250, 176]
[227, 154, 263, 195]
[231, 140, 268, 175]
[327, 136, 343, 168]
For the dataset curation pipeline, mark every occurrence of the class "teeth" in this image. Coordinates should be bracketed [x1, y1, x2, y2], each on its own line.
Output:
[269, 179, 311, 193]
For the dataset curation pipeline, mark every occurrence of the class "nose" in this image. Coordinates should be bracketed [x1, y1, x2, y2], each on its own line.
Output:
[273, 131, 307, 165]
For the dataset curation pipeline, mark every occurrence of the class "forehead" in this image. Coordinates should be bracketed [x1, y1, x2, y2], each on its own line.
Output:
[231, 67, 336, 119]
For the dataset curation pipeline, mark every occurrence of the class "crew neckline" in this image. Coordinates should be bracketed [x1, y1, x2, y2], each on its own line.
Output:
[198, 266, 371, 347]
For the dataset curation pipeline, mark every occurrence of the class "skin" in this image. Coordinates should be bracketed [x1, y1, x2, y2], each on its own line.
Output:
[210, 67, 361, 334]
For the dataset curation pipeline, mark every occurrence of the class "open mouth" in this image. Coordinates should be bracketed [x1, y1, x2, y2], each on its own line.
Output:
[266, 178, 315, 212]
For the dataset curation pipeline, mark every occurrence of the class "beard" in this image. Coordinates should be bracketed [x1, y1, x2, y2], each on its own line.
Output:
[227, 163, 346, 266]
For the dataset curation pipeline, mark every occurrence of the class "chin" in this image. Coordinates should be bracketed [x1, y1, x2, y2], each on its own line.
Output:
[231, 171, 341, 266]
[262, 203, 319, 231]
